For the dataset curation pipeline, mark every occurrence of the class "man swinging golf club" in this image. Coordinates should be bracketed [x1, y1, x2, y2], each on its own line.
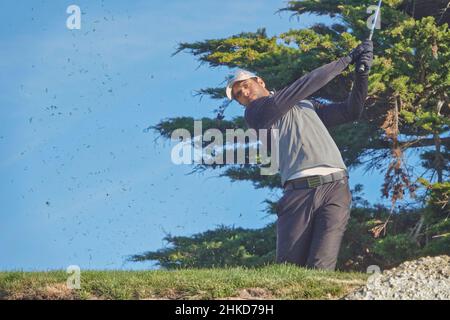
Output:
[226, 40, 374, 270]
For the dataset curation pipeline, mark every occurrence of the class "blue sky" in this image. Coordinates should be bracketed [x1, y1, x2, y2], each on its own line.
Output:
[0, 0, 419, 271]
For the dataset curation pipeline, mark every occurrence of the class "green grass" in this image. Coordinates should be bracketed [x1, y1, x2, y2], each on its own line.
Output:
[0, 264, 368, 300]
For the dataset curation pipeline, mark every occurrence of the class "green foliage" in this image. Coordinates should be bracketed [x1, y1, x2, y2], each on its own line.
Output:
[421, 235, 450, 256]
[418, 179, 450, 256]
[401, 109, 450, 134]
[129, 224, 277, 269]
[337, 204, 423, 270]
[382, 17, 449, 112]
[372, 234, 420, 266]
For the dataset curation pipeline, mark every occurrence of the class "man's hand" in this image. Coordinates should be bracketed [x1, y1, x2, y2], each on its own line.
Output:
[349, 40, 373, 64]
[356, 50, 374, 74]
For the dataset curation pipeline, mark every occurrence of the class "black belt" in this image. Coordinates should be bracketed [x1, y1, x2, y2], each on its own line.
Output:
[284, 170, 348, 190]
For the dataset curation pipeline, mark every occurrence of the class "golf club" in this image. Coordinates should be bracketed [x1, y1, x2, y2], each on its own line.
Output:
[359, 0, 382, 73]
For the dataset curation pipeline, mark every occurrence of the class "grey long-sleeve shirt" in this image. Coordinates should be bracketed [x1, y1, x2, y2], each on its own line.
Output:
[244, 56, 369, 186]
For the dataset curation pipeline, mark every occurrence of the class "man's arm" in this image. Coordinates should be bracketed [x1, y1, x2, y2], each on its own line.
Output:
[245, 56, 352, 130]
[312, 71, 368, 127]
[312, 49, 373, 127]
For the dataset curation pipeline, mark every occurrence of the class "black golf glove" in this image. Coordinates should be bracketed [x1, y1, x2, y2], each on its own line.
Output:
[356, 50, 374, 74]
[349, 39, 373, 64]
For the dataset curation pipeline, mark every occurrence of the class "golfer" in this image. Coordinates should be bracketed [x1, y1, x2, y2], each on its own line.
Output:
[226, 40, 373, 270]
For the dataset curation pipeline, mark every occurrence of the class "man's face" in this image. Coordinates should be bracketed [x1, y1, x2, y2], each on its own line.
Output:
[232, 77, 270, 107]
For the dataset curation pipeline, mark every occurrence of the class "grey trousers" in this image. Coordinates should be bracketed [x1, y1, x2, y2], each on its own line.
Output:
[275, 176, 352, 271]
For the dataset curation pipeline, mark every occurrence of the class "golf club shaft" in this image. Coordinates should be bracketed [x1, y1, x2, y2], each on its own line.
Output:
[359, 0, 382, 72]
